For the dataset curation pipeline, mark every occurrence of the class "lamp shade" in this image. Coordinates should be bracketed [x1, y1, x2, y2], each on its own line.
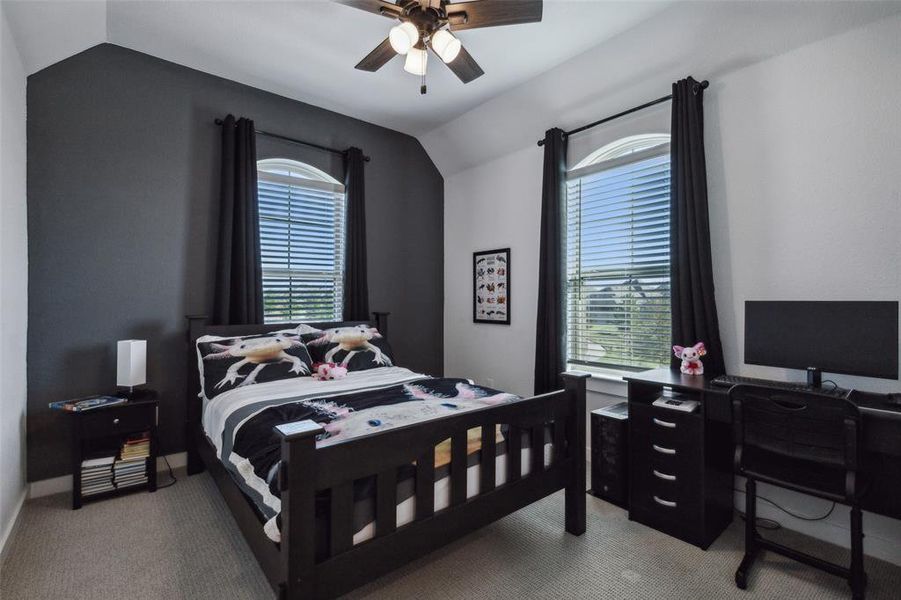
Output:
[430, 29, 461, 63]
[117, 340, 147, 388]
[403, 47, 428, 76]
[389, 22, 419, 54]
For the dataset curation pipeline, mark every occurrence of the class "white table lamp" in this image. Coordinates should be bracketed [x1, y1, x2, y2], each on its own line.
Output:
[117, 340, 147, 396]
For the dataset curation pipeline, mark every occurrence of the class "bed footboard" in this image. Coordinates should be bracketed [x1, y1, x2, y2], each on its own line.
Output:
[275, 371, 589, 600]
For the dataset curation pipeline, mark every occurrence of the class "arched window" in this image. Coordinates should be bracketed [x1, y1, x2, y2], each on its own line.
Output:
[571, 133, 670, 171]
[565, 134, 671, 371]
[257, 159, 346, 323]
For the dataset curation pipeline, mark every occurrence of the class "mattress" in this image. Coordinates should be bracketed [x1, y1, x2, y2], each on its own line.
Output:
[353, 443, 552, 544]
[201, 366, 546, 545]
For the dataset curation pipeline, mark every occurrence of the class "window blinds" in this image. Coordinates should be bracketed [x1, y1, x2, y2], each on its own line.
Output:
[566, 147, 671, 370]
[258, 171, 346, 323]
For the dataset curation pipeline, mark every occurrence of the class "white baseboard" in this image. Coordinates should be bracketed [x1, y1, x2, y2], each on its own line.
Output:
[0, 488, 27, 563]
[28, 452, 187, 499]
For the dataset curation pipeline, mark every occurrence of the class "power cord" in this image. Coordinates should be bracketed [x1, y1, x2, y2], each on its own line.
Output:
[737, 513, 781, 531]
[734, 487, 836, 522]
[156, 455, 178, 489]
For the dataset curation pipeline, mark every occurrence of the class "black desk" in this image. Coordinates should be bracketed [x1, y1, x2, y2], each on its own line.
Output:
[624, 369, 901, 524]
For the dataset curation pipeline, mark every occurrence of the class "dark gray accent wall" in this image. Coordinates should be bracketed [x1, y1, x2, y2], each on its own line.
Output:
[27, 44, 444, 481]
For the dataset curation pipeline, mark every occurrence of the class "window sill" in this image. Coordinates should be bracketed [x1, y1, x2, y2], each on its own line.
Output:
[567, 364, 632, 381]
[567, 364, 630, 398]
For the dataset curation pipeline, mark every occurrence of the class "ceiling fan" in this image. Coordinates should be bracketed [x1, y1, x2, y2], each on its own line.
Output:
[340, 0, 543, 94]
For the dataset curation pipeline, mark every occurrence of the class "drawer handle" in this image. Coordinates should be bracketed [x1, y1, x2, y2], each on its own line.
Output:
[652, 444, 676, 455]
[653, 418, 677, 429]
[653, 469, 677, 481]
[113, 418, 120, 424]
[654, 495, 678, 508]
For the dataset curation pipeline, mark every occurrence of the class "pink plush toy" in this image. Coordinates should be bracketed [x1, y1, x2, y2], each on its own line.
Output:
[673, 342, 707, 376]
[312, 362, 348, 381]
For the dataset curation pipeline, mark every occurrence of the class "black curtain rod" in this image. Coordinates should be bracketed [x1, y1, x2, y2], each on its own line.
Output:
[214, 118, 371, 162]
[537, 80, 709, 147]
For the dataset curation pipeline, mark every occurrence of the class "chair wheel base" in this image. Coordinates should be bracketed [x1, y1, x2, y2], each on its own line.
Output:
[735, 570, 748, 590]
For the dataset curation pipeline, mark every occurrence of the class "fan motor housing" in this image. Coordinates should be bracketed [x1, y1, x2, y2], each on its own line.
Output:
[404, 5, 445, 36]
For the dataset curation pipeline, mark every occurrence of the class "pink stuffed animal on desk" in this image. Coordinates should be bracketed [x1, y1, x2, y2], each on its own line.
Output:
[673, 342, 707, 376]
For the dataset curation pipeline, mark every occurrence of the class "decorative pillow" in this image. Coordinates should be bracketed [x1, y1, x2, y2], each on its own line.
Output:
[295, 323, 322, 336]
[305, 325, 395, 372]
[196, 330, 313, 400]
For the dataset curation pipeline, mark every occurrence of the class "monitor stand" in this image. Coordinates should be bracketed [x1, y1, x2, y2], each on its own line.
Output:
[806, 367, 823, 388]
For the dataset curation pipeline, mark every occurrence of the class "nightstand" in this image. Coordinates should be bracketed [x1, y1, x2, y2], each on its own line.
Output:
[69, 390, 159, 509]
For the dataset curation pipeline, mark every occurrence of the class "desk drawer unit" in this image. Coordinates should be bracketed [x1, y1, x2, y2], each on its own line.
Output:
[629, 400, 724, 549]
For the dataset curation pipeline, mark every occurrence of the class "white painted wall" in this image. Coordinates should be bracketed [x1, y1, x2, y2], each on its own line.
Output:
[707, 14, 901, 396]
[444, 14, 901, 563]
[0, 3, 29, 555]
[707, 12, 901, 564]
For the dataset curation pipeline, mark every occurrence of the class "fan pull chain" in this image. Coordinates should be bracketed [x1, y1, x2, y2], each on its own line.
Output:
[421, 66, 427, 95]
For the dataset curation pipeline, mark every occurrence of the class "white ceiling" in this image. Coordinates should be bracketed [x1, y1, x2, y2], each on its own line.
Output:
[421, 1, 901, 174]
[3, 0, 672, 136]
[4, 0, 900, 175]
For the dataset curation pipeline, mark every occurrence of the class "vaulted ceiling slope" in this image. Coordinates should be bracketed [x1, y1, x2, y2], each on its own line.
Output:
[4, 1, 900, 177]
[3, 0, 671, 135]
[420, 1, 901, 175]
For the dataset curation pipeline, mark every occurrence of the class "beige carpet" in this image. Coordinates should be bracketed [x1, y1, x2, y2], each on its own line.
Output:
[2, 471, 899, 599]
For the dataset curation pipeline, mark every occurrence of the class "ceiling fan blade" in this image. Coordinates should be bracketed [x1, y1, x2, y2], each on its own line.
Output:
[337, 0, 404, 19]
[446, 0, 542, 31]
[355, 38, 398, 72]
[445, 45, 484, 84]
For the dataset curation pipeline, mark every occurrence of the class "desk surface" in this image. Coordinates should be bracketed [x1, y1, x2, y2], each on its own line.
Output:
[623, 368, 901, 421]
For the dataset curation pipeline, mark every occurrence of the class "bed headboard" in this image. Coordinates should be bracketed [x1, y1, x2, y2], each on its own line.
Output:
[183, 311, 389, 474]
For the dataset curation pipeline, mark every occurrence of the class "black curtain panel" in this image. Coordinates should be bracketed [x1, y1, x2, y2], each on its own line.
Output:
[670, 77, 725, 374]
[213, 114, 264, 325]
[343, 147, 370, 322]
[534, 128, 568, 394]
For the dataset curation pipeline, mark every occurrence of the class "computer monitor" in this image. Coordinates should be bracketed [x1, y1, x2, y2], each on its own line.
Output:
[745, 301, 899, 384]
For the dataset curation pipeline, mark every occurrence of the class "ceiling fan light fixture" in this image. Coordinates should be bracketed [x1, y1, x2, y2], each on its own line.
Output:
[403, 47, 428, 76]
[389, 22, 419, 55]
[430, 29, 461, 64]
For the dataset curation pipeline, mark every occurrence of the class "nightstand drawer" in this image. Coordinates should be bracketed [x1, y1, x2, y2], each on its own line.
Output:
[79, 404, 156, 439]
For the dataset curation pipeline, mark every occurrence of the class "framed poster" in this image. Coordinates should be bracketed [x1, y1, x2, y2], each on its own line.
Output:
[473, 248, 510, 324]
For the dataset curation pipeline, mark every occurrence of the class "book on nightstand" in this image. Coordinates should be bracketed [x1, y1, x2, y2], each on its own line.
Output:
[81, 456, 115, 496]
[113, 434, 150, 488]
[49, 395, 127, 412]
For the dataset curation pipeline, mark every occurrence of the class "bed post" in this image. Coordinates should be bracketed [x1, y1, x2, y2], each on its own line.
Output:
[275, 420, 324, 600]
[562, 371, 589, 535]
[186, 315, 208, 475]
[373, 311, 390, 337]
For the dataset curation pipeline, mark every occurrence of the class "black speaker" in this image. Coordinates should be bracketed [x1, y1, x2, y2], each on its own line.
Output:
[590, 403, 629, 508]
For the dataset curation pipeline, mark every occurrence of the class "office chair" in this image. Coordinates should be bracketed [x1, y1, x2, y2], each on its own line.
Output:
[730, 384, 866, 600]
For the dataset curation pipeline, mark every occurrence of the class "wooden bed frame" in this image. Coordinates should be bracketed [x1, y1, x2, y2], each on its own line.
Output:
[186, 312, 588, 600]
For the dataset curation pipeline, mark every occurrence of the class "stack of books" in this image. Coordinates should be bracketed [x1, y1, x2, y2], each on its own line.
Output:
[113, 433, 150, 489]
[81, 456, 115, 496]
